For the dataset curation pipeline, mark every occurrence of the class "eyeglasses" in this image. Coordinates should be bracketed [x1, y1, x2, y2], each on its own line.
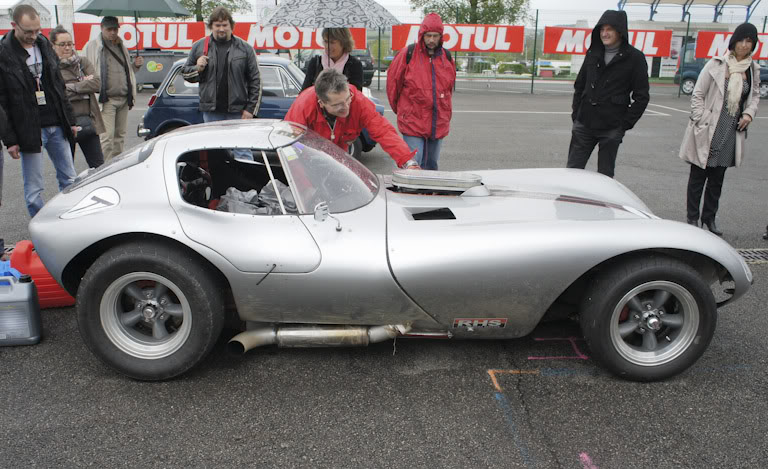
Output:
[323, 92, 353, 111]
[55, 42, 74, 48]
[16, 25, 41, 36]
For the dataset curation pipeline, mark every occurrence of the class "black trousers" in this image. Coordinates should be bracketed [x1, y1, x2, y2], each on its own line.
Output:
[686, 164, 727, 223]
[71, 133, 104, 168]
[566, 121, 625, 178]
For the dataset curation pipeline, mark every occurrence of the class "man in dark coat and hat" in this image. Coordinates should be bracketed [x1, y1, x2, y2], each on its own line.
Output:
[566, 10, 650, 178]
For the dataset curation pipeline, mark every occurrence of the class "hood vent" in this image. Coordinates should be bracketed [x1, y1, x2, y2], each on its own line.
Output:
[411, 208, 456, 221]
[392, 169, 486, 195]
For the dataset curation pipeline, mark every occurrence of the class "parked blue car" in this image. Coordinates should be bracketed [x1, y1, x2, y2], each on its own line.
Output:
[137, 55, 381, 158]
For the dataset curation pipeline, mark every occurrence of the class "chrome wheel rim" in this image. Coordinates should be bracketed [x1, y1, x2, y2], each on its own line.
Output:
[760, 83, 768, 98]
[609, 281, 699, 367]
[100, 272, 192, 360]
[682, 80, 695, 94]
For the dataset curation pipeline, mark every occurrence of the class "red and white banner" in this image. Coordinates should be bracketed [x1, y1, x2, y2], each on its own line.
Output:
[392, 24, 524, 53]
[695, 31, 768, 59]
[543, 27, 673, 57]
[70, 23, 367, 50]
[0, 28, 52, 38]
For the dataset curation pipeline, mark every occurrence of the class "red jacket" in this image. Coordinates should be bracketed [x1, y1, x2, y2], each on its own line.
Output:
[386, 13, 456, 140]
[284, 85, 414, 167]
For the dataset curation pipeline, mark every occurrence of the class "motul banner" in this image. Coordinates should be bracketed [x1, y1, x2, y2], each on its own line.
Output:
[70, 23, 367, 50]
[543, 27, 673, 57]
[0, 28, 52, 38]
[391, 24, 524, 53]
[695, 31, 768, 58]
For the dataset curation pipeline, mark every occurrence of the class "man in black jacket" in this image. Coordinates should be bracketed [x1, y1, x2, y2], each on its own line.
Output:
[0, 4, 78, 216]
[181, 6, 261, 161]
[567, 10, 650, 178]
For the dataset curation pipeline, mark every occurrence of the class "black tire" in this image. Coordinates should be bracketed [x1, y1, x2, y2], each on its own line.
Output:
[580, 255, 716, 382]
[681, 78, 696, 95]
[158, 124, 184, 136]
[77, 242, 225, 380]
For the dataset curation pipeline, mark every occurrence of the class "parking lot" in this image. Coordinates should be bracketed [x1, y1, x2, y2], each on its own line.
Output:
[2, 86, 767, 468]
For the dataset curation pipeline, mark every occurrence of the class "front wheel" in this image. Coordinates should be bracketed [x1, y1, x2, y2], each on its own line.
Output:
[77, 242, 225, 380]
[580, 255, 717, 381]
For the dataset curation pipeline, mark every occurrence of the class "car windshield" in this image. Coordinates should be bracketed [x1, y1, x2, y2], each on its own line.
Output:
[278, 130, 379, 214]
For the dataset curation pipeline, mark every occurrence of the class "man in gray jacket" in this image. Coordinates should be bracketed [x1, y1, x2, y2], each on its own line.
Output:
[85, 16, 143, 161]
[182, 6, 261, 159]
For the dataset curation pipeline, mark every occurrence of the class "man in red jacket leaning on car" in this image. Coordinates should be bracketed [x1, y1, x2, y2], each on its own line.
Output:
[387, 12, 456, 170]
[285, 69, 419, 169]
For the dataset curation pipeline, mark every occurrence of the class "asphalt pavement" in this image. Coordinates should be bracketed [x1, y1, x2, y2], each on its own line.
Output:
[1, 86, 767, 468]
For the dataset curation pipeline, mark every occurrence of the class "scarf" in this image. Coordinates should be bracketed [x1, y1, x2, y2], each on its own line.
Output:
[321, 50, 349, 73]
[725, 52, 752, 116]
[60, 54, 80, 67]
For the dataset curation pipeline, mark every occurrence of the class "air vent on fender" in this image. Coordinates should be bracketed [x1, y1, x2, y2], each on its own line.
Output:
[409, 208, 456, 220]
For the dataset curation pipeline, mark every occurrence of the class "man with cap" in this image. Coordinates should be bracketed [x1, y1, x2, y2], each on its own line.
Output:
[386, 12, 455, 170]
[567, 9, 650, 178]
[85, 16, 143, 161]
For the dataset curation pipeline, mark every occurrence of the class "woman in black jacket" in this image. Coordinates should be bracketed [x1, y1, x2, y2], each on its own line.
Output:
[301, 28, 363, 92]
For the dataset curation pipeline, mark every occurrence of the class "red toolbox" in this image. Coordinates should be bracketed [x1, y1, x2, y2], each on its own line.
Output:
[10, 240, 76, 309]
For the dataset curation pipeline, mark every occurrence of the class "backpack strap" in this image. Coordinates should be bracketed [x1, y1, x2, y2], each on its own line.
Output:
[203, 35, 211, 56]
[405, 42, 453, 65]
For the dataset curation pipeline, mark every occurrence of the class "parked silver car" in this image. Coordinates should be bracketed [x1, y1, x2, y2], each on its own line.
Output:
[29, 120, 752, 381]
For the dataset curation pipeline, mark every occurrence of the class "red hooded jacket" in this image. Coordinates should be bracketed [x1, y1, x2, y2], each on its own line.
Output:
[284, 85, 414, 167]
[386, 13, 456, 140]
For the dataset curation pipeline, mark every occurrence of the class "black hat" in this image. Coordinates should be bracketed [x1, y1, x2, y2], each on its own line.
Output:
[101, 16, 119, 28]
[729, 23, 759, 52]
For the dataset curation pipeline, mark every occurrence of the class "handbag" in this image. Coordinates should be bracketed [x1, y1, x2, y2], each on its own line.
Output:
[73, 59, 97, 141]
[75, 114, 96, 140]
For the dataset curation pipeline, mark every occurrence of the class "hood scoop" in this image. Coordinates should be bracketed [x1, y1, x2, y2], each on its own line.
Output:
[391, 169, 489, 196]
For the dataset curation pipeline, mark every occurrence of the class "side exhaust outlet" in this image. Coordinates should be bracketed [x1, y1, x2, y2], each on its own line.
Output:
[228, 324, 412, 355]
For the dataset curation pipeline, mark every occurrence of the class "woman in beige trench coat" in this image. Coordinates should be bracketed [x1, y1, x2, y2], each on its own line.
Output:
[678, 23, 760, 236]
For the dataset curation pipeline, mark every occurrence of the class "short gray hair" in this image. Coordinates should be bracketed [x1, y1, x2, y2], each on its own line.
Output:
[315, 69, 349, 102]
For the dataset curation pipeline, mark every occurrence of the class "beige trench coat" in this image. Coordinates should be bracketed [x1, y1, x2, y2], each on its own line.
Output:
[678, 53, 760, 168]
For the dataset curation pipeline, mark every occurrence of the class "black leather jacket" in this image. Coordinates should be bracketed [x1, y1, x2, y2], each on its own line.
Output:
[181, 35, 262, 115]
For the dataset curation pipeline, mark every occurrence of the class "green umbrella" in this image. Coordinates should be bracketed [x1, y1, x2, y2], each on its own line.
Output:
[76, 0, 192, 18]
[76, 0, 192, 56]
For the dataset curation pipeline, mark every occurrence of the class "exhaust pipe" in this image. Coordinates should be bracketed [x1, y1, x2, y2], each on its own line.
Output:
[228, 324, 411, 355]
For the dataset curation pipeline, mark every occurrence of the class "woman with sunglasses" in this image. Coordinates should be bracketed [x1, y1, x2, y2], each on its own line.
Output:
[50, 25, 104, 168]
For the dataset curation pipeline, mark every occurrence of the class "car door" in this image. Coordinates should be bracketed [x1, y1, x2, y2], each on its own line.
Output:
[257, 65, 299, 119]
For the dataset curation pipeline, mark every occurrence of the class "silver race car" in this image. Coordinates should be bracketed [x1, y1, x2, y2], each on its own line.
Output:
[30, 120, 752, 381]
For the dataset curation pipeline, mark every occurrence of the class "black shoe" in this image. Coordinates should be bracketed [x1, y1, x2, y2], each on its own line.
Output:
[702, 219, 723, 236]
[687, 219, 698, 226]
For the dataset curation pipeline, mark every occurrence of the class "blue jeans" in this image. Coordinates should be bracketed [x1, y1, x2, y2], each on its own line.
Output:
[20, 126, 77, 217]
[403, 135, 443, 170]
[202, 111, 253, 161]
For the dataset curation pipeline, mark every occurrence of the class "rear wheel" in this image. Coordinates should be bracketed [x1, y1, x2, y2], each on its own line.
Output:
[760, 82, 768, 99]
[580, 255, 716, 381]
[77, 242, 224, 380]
[681, 78, 696, 95]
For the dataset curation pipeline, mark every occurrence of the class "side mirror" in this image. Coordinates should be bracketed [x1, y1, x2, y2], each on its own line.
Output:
[314, 202, 329, 222]
[313, 201, 342, 232]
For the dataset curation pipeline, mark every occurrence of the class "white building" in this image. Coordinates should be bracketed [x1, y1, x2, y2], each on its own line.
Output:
[0, 0, 52, 29]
